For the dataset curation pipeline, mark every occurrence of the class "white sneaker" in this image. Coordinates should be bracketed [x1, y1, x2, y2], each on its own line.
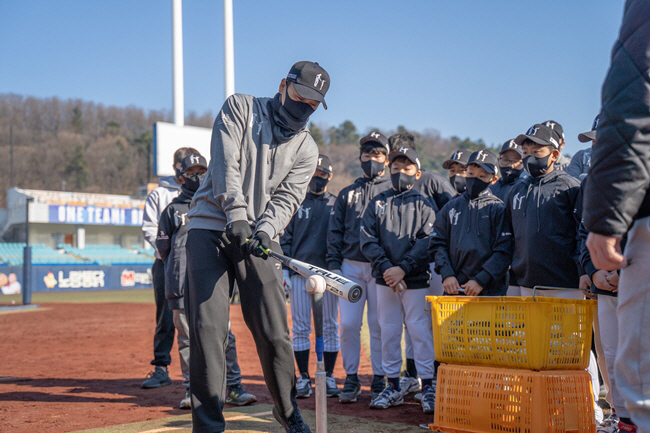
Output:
[179, 389, 191, 409]
[296, 374, 312, 398]
[399, 374, 421, 395]
[597, 411, 619, 433]
[369, 384, 403, 409]
[594, 404, 604, 424]
[326, 375, 341, 397]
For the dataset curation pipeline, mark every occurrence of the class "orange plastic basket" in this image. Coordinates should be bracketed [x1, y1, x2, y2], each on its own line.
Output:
[430, 364, 596, 433]
[426, 296, 596, 370]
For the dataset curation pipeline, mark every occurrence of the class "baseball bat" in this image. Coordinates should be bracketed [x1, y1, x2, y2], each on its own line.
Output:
[260, 247, 363, 303]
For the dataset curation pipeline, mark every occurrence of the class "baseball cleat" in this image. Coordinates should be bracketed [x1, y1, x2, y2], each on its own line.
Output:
[141, 366, 172, 389]
[399, 372, 421, 395]
[325, 374, 341, 397]
[179, 389, 191, 409]
[226, 384, 257, 406]
[296, 373, 312, 398]
[370, 375, 386, 400]
[338, 374, 361, 403]
[369, 383, 404, 409]
[420, 384, 436, 414]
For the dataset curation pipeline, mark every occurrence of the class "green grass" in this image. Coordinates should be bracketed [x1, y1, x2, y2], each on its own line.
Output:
[0, 289, 154, 305]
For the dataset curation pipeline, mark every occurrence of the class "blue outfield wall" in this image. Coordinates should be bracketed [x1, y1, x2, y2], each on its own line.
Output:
[0, 265, 153, 292]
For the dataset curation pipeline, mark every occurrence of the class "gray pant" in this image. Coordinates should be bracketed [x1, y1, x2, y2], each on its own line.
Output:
[186, 229, 297, 433]
[615, 215, 650, 430]
[172, 309, 243, 389]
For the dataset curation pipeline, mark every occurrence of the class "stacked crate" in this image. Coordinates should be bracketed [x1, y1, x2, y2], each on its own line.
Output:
[425, 295, 597, 433]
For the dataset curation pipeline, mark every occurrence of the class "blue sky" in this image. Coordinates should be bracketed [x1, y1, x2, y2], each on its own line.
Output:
[1, 1, 624, 155]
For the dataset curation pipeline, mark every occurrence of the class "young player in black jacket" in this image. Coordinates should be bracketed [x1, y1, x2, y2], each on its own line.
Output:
[157, 154, 256, 410]
[360, 146, 437, 414]
[506, 123, 601, 423]
[430, 149, 513, 297]
[280, 154, 340, 399]
[327, 132, 393, 403]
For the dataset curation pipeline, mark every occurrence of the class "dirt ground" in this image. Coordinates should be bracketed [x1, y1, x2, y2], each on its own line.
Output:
[0, 302, 431, 432]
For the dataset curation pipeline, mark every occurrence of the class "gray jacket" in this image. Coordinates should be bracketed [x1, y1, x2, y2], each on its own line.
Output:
[188, 94, 319, 239]
[142, 176, 181, 259]
[555, 153, 572, 172]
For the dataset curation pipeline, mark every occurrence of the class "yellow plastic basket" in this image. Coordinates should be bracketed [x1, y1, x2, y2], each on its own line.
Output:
[430, 364, 596, 433]
[426, 295, 596, 370]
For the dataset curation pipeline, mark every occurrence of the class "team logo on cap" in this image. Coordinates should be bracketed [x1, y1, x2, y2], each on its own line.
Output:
[399, 147, 408, 154]
[190, 155, 201, 164]
[452, 150, 463, 160]
[526, 125, 538, 136]
[508, 140, 518, 149]
[370, 132, 381, 139]
[476, 150, 488, 162]
[314, 74, 326, 90]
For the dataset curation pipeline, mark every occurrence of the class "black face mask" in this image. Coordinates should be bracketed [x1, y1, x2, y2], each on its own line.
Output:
[465, 177, 491, 199]
[391, 172, 416, 192]
[524, 154, 552, 178]
[270, 92, 312, 144]
[182, 173, 204, 193]
[361, 160, 385, 178]
[500, 166, 523, 184]
[450, 175, 467, 194]
[309, 176, 329, 194]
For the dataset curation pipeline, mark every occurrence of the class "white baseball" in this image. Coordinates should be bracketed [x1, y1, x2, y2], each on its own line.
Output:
[306, 275, 327, 295]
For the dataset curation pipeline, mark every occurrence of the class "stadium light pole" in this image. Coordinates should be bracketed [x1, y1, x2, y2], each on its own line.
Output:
[23, 196, 33, 305]
[172, 0, 184, 126]
[224, 0, 235, 99]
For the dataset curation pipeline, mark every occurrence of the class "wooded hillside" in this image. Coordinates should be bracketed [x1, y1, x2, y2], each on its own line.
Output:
[0, 93, 491, 206]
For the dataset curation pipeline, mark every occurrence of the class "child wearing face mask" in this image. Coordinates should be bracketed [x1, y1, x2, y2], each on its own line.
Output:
[430, 149, 513, 298]
[490, 139, 528, 201]
[156, 153, 256, 410]
[327, 132, 392, 404]
[442, 149, 471, 194]
[359, 146, 437, 414]
[280, 154, 341, 399]
[506, 123, 602, 423]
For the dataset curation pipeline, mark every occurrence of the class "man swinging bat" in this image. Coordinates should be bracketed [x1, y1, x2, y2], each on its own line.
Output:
[185, 61, 330, 433]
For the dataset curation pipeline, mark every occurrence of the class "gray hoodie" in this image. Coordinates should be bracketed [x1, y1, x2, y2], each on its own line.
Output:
[142, 176, 181, 259]
[188, 94, 318, 239]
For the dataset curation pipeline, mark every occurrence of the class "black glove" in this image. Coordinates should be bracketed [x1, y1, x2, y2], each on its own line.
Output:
[225, 220, 252, 250]
[248, 231, 271, 259]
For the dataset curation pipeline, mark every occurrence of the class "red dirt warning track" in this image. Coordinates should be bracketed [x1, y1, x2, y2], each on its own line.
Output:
[0, 302, 430, 432]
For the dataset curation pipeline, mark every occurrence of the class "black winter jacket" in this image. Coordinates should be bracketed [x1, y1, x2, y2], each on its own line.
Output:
[584, 0, 650, 236]
[413, 170, 456, 211]
[156, 188, 193, 310]
[430, 190, 513, 295]
[506, 170, 581, 289]
[326, 176, 392, 270]
[281, 191, 336, 275]
[360, 189, 436, 289]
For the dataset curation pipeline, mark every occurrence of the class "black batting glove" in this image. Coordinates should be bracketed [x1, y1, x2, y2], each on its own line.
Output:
[225, 220, 252, 251]
[248, 231, 271, 259]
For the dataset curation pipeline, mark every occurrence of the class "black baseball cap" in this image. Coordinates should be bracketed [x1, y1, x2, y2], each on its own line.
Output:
[360, 131, 390, 153]
[468, 149, 499, 175]
[181, 154, 208, 174]
[578, 115, 599, 143]
[316, 154, 333, 174]
[389, 146, 421, 170]
[543, 120, 565, 144]
[442, 149, 470, 169]
[515, 124, 561, 149]
[499, 139, 523, 158]
[286, 61, 330, 110]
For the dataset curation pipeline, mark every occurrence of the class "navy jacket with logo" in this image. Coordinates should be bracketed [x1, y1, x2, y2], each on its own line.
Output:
[326, 176, 392, 270]
[280, 191, 336, 275]
[360, 188, 436, 289]
[505, 170, 581, 289]
[156, 189, 193, 310]
[429, 190, 513, 295]
[490, 170, 529, 203]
